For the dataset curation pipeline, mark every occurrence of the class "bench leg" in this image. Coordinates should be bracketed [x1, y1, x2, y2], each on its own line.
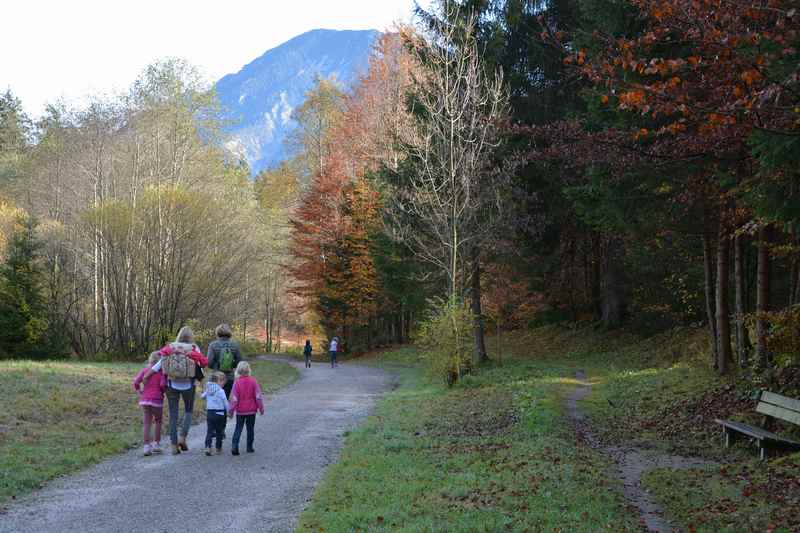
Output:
[759, 443, 767, 461]
[723, 427, 734, 448]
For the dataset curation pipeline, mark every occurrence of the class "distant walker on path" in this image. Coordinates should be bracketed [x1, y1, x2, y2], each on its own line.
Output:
[329, 337, 339, 368]
[303, 339, 312, 368]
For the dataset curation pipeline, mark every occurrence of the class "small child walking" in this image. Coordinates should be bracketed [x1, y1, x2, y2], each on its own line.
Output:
[133, 352, 167, 456]
[303, 340, 312, 368]
[228, 361, 264, 456]
[202, 371, 230, 456]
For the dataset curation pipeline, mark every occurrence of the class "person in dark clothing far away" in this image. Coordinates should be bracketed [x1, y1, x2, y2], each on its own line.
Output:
[303, 340, 312, 368]
[207, 323, 242, 399]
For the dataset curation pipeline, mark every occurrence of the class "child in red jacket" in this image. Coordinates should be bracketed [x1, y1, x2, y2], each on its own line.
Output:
[133, 352, 167, 456]
[228, 361, 264, 455]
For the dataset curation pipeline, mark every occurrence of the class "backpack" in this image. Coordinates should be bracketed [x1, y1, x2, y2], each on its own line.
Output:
[162, 344, 196, 379]
[219, 344, 235, 372]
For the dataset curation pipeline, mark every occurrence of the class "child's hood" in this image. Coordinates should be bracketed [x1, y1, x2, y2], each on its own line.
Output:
[205, 382, 222, 395]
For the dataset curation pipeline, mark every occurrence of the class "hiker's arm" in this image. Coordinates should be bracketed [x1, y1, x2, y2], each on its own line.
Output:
[207, 343, 217, 369]
[256, 384, 265, 415]
[228, 384, 238, 417]
[189, 350, 208, 367]
[133, 370, 144, 393]
[141, 359, 162, 381]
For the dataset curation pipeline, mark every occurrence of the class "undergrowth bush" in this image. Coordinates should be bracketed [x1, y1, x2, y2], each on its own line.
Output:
[416, 298, 473, 386]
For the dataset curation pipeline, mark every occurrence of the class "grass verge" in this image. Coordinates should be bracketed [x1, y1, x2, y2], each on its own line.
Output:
[0, 357, 298, 507]
[297, 348, 638, 532]
[498, 324, 800, 532]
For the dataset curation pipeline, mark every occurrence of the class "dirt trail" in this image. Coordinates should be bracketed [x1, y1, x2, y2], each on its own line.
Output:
[566, 370, 716, 533]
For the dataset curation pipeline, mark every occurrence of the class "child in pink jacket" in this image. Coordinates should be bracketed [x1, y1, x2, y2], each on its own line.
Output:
[228, 361, 264, 455]
[133, 352, 167, 456]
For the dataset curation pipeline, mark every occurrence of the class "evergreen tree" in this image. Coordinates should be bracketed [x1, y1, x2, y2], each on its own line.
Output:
[0, 215, 59, 358]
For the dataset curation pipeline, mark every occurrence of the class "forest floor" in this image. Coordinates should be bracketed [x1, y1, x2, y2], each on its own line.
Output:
[0, 357, 299, 507]
[300, 326, 800, 532]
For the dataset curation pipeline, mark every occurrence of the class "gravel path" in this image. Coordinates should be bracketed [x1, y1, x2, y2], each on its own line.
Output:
[0, 357, 389, 533]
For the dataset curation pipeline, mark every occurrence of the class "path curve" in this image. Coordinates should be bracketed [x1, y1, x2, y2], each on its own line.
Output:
[0, 357, 389, 533]
[566, 370, 716, 533]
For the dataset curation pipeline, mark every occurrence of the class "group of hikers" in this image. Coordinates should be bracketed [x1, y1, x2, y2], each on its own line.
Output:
[302, 335, 339, 368]
[133, 325, 341, 457]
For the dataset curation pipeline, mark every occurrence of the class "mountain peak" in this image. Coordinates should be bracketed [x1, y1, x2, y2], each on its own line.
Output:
[217, 29, 379, 174]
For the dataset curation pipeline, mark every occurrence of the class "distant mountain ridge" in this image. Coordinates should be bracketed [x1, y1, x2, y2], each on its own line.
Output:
[216, 29, 380, 175]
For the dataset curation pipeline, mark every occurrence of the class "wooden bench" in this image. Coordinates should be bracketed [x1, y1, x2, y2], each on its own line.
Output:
[715, 391, 800, 460]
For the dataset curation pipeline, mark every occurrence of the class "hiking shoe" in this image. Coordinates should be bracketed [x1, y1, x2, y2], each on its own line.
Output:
[171, 444, 181, 455]
[216, 447, 222, 455]
[205, 447, 212, 456]
[178, 438, 188, 451]
[151, 443, 163, 454]
[246, 447, 255, 453]
[231, 448, 240, 456]
[143, 443, 152, 456]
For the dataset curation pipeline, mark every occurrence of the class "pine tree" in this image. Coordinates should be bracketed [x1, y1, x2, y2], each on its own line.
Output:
[0, 215, 54, 358]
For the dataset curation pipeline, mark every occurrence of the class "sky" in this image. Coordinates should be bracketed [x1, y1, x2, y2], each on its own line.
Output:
[1, 0, 430, 118]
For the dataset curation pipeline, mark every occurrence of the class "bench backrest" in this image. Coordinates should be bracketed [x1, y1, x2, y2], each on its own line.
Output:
[757, 391, 800, 426]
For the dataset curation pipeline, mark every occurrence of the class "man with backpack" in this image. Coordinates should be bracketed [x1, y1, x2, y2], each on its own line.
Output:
[207, 324, 242, 399]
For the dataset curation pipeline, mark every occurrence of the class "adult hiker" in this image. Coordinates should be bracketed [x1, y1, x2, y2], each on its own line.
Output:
[329, 336, 339, 368]
[145, 326, 208, 454]
[207, 323, 242, 399]
[303, 339, 312, 368]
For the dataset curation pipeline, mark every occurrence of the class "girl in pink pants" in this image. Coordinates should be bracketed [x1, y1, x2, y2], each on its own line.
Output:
[133, 352, 167, 456]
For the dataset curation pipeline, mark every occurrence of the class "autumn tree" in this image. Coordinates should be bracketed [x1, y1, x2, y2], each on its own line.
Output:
[389, 4, 512, 363]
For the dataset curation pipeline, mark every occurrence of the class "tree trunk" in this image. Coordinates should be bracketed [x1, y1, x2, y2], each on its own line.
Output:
[470, 249, 488, 364]
[716, 224, 733, 375]
[702, 229, 719, 367]
[601, 236, 625, 328]
[755, 225, 772, 368]
[734, 233, 751, 367]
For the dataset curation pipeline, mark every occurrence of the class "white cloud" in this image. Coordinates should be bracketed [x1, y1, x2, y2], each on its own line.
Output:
[0, 0, 431, 117]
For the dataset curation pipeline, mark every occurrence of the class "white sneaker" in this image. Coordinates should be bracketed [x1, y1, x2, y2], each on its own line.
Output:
[143, 443, 152, 456]
[151, 442, 162, 454]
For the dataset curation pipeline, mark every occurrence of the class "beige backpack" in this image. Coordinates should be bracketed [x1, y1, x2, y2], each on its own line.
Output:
[162, 343, 196, 379]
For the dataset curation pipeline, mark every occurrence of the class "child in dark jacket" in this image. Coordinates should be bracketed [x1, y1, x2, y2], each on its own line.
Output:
[133, 352, 167, 456]
[228, 361, 264, 455]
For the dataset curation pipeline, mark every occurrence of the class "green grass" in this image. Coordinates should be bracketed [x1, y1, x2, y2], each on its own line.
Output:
[301, 324, 800, 531]
[298, 349, 638, 532]
[493, 324, 800, 532]
[0, 357, 298, 506]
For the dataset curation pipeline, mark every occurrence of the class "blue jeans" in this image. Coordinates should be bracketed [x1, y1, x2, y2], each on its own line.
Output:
[166, 386, 195, 444]
[232, 414, 255, 451]
[330, 351, 337, 367]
